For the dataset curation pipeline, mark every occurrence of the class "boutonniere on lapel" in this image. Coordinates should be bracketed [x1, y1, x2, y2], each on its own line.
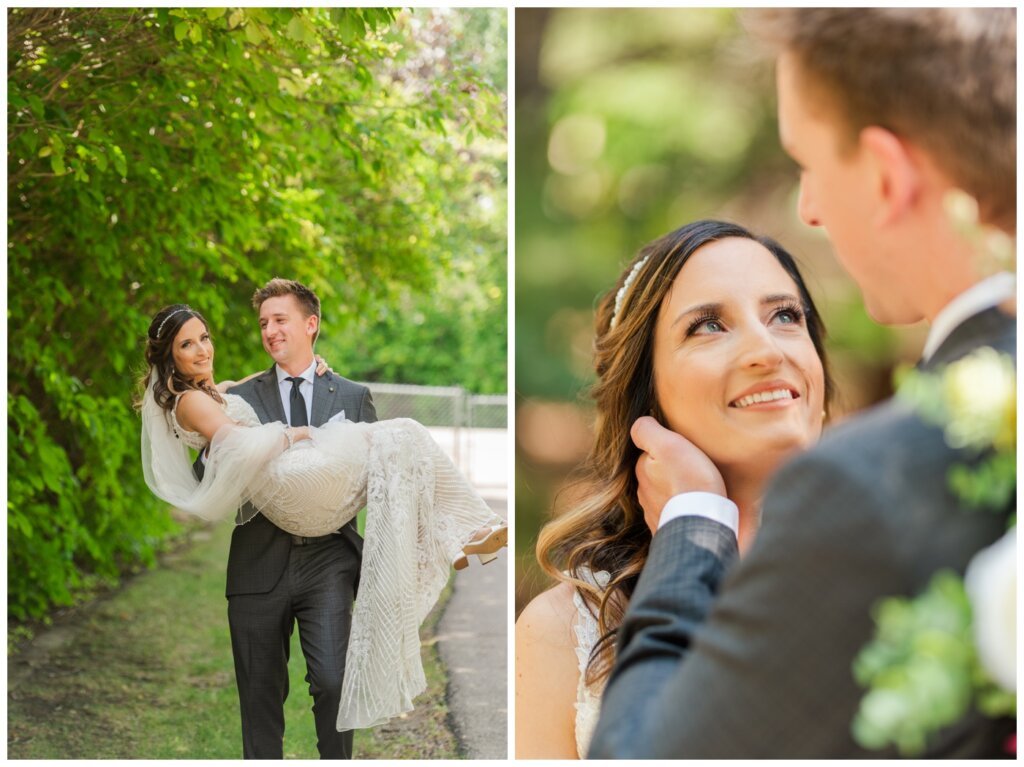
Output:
[851, 192, 1017, 756]
[894, 347, 1015, 511]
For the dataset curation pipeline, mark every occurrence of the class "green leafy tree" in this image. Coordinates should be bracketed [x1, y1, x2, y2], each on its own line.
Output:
[8, 7, 506, 619]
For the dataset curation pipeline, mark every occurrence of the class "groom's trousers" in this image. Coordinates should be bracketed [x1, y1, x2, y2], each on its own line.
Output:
[227, 535, 359, 759]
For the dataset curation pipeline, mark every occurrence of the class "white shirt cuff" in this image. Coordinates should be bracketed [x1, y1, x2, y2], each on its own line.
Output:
[658, 492, 739, 537]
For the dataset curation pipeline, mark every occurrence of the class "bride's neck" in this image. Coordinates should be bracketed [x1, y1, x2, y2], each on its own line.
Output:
[721, 469, 769, 555]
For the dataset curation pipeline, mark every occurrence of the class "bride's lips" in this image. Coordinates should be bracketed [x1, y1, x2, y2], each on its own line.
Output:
[728, 379, 801, 410]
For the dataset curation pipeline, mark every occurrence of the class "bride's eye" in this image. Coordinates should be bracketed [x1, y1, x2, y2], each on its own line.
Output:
[772, 304, 805, 326]
[687, 315, 724, 336]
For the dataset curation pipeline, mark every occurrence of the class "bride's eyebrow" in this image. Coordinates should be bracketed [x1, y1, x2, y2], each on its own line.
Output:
[671, 302, 722, 328]
[762, 293, 801, 306]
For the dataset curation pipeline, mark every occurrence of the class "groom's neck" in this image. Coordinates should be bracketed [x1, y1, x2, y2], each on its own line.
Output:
[277, 352, 314, 378]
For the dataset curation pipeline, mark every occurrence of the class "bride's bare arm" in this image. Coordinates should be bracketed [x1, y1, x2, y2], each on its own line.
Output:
[515, 583, 585, 759]
[176, 390, 310, 446]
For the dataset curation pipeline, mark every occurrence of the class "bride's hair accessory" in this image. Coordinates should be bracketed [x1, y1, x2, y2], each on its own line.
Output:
[156, 306, 193, 339]
[609, 254, 651, 329]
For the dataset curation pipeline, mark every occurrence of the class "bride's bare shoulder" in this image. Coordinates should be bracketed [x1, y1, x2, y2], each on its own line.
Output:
[515, 581, 582, 758]
[516, 581, 578, 648]
[176, 387, 220, 410]
[175, 389, 228, 433]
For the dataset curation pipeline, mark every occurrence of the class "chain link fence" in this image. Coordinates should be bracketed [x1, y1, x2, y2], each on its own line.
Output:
[360, 383, 508, 495]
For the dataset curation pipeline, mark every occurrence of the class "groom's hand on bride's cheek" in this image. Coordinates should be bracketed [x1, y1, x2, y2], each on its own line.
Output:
[631, 416, 726, 534]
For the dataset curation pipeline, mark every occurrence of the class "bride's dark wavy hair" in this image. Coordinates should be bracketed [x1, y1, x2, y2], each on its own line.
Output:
[135, 303, 224, 414]
[536, 219, 834, 687]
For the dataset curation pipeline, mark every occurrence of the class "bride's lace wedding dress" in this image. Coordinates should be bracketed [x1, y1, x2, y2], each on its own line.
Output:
[571, 567, 610, 758]
[146, 391, 503, 731]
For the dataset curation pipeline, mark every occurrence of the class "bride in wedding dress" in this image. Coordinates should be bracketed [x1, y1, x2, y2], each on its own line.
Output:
[138, 303, 506, 732]
[515, 220, 832, 757]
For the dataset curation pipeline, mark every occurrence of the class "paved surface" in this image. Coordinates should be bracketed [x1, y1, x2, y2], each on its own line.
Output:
[436, 495, 509, 759]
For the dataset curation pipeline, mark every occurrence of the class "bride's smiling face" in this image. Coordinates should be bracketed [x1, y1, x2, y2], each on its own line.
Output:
[171, 317, 215, 382]
[653, 237, 825, 476]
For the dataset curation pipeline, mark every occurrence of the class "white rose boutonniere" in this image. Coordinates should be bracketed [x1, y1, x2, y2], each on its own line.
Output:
[964, 528, 1016, 692]
[943, 346, 1016, 453]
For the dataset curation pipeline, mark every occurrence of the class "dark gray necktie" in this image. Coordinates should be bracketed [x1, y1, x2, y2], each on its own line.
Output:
[286, 376, 308, 426]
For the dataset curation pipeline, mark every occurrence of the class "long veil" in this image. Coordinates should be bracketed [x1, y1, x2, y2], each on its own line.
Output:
[139, 373, 284, 523]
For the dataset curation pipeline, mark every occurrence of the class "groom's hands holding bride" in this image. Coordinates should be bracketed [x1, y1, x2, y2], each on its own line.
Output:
[631, 416, 725, 534]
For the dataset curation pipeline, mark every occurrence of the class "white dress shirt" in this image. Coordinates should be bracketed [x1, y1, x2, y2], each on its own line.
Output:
[921, 272, 1015, 362]
[276, 360, 316, 426]
[658, 492, 739, 536]
[658, 272, 1016, 536]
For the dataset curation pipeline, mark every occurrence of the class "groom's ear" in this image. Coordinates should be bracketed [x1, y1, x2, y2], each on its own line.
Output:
[306, 313, 319, 339]
[859, 126, 921, 227]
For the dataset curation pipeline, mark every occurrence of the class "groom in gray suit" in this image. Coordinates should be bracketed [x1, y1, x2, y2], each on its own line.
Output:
[591, 8, 1015, 759]
[205, 278, 376, 759]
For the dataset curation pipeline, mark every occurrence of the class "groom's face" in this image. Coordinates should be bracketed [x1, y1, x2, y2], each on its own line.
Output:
[776, 54, 918, 325]
[259, 294, 318, 367]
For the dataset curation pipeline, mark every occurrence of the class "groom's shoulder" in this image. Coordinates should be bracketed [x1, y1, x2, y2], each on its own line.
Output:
[812, 314, 1016, 474]
[227, 366, 275, 398]
[321, 370, 371, 395]
[797, 395, 946, 497]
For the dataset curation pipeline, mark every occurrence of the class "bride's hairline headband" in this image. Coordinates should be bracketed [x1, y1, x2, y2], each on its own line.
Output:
[156, 306, 194, 339]
[609, 254, 651, 329]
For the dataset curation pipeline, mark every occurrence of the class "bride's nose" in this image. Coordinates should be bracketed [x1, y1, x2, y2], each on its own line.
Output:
[736, 323, 784, 369]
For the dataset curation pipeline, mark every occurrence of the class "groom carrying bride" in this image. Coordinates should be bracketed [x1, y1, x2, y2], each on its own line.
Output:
[197, 278, 376, 759]
[590, 8, 1015, 758]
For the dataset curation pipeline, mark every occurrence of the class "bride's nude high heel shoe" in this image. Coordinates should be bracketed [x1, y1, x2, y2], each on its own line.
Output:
[453, 523, 508, 571]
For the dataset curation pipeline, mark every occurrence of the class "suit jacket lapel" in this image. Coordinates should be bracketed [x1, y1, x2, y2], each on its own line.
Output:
[922, 307, 1015, 371]
[311, 371, 339, 427]
[254, 365, 288, 424]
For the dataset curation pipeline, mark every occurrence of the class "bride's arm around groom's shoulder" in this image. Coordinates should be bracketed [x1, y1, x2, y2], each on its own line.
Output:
[515, 583, 583, 759]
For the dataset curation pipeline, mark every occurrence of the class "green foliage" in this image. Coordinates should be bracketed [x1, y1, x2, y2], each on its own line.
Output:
[851, 571, 992, 756]
[328, 243, 507, 394]
[947, 453, 1017, 512]
[515, 9, 792, 401]
[8, 8, 506, 619]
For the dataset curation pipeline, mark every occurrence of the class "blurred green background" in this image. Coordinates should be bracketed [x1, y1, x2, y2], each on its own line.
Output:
[514, 8, 928, 613]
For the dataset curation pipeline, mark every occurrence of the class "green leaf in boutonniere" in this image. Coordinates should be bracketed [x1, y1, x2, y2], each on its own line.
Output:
[851, 571, 974, 756]
[896, 347, 1015, 511]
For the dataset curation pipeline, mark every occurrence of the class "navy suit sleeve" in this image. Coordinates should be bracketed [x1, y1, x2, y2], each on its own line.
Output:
[588, 453, 905, 758]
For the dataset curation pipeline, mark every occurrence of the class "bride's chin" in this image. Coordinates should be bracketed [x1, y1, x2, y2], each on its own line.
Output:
[724, 437, 811, 479]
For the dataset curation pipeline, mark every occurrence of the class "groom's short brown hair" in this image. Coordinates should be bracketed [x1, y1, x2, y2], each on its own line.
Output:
[748, 8, 1016, 227]
[252, 278, 321, 319]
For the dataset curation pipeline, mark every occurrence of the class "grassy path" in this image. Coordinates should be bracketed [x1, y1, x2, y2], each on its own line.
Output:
[8, 522, 458, 759]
